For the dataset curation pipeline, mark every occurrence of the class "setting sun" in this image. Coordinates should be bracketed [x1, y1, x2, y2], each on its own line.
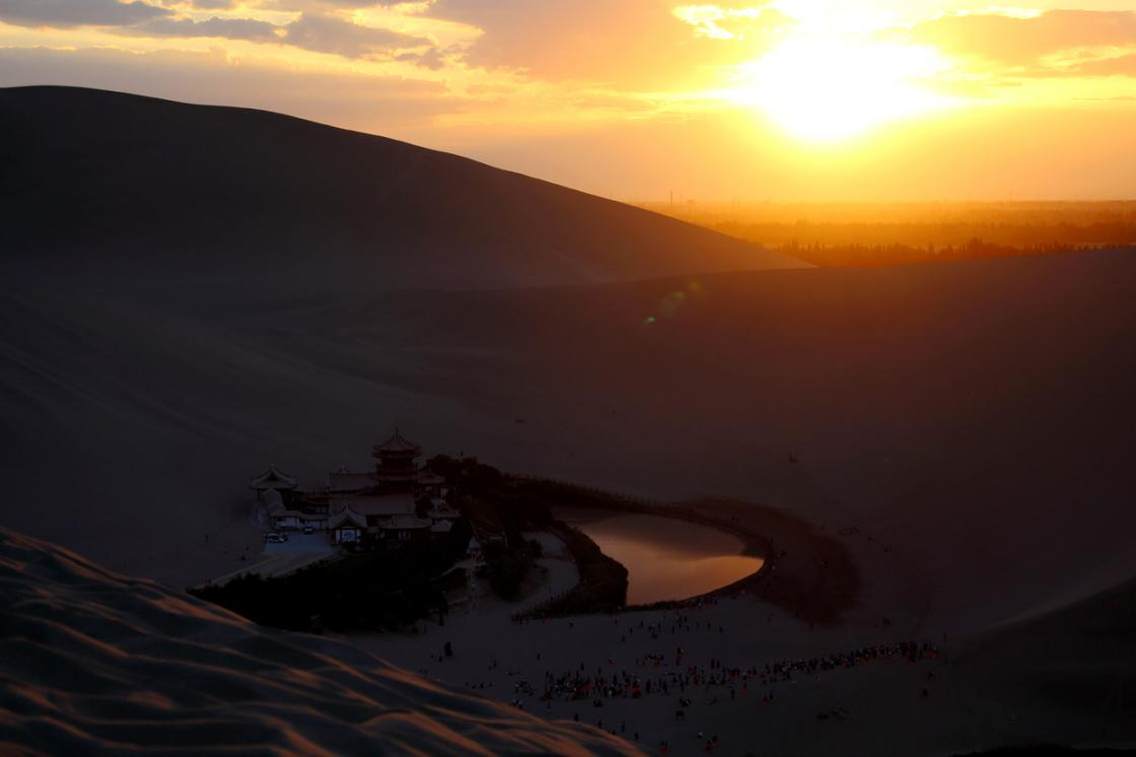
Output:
[728, 35, 955, 142]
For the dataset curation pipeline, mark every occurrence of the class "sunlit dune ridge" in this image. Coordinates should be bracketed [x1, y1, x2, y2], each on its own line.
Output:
[0, 528, 638, 755]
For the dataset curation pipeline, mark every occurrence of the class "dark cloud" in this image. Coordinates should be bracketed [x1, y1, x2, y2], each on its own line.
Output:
[0, 45, 451, 129]
[136, 16, 280, 42]
[283, 12, 425, 59]
[189, 0, 237, 8]
[0, 0, 430, 60]
[0, 0, 169, 28]
[905, 10, 1136, 69]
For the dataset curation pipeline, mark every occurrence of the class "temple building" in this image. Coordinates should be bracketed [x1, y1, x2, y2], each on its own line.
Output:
[327, 429, 433, 497]
[379, 514, 433, 543]
[417, 472, 447, 499]
[252, 428, 462, 548]
[373, 428, 421, 491]
[334, 492, 416, 530]
[329, 509, 366, 544]
[250, 465, 298, 504]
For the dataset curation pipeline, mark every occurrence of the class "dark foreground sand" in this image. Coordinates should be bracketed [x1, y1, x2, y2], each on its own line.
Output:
[0, 528, 638, 755]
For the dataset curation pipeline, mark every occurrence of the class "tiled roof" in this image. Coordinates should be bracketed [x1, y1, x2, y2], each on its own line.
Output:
[250, 465, 298, 490]
[373, 428, 421, 454]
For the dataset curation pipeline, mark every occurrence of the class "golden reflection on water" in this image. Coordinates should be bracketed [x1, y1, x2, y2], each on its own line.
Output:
[565, 513, 764, 605]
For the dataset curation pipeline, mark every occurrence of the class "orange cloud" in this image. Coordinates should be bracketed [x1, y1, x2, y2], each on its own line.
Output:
[904, 9, 1136, 70]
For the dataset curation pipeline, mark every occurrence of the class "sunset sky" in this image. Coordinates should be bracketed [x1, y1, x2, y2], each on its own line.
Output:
[2, 0, 1134, 201]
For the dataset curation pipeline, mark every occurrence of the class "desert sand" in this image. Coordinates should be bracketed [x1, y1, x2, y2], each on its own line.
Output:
[2, 87, 1135, 754]
[4, 248, 1134, 753]
[4, 248, 1133, 625]
[0, 527, 638, 755]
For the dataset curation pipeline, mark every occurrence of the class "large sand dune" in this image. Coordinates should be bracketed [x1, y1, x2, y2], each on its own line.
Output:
[0, 527, 637, 755]
[0, 86, 800, 290]
[2, 86, 1134, 754]
[2, 248, 1134, 640]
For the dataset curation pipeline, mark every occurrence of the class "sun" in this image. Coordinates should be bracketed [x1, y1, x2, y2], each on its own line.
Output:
[727, 35, 954, 143]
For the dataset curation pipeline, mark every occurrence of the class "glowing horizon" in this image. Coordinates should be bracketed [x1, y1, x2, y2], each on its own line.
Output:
[0, 0, 1133, 201]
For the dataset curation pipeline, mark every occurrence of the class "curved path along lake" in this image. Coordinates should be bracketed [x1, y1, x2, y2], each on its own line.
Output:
[558, 510, 765, 605]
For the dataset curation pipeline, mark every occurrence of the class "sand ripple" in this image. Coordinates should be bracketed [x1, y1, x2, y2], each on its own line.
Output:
[0, 528, 639, 755]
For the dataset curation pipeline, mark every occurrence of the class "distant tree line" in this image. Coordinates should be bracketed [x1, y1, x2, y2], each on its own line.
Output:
[639, 201, 1136, 268]
[772, 238, 1102, 268]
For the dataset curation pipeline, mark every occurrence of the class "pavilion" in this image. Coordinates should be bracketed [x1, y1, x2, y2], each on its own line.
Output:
[249, 465, 298, 504]
[253, 429, 462, 546]
[329, 509, 366, 544]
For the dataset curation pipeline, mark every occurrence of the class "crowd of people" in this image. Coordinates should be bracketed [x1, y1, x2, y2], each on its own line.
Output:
[756, 641, 940, 685]
[441, 610, 945, 753]
[533, 637, 939, 710]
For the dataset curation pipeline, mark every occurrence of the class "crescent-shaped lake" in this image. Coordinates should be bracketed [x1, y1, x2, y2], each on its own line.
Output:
[557, 510, 765, 605]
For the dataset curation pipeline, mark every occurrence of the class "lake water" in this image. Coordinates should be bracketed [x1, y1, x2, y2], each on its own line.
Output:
[557, 510, 765, 605]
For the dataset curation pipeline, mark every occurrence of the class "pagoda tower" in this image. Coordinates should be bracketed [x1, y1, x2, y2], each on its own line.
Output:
[372, 428, 421, 491]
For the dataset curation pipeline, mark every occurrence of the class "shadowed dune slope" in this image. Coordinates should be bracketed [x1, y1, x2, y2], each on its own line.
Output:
[0, 86, 801, 289]
[945, 575, 1136, 750]
[0, 528, 638, 756]
[1, 249, 1133, 637]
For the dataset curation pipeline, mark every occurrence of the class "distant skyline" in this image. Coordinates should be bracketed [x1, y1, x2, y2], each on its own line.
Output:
[2, 0, 1135, 201]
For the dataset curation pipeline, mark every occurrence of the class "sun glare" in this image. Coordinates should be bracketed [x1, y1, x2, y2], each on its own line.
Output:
[728, 36, 955, 143]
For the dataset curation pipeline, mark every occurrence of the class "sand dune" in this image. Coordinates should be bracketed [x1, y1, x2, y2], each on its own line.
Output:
[0, 527, 638, 755]
[3, 248, 1134, 640]
[0, 86, 801, 290]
